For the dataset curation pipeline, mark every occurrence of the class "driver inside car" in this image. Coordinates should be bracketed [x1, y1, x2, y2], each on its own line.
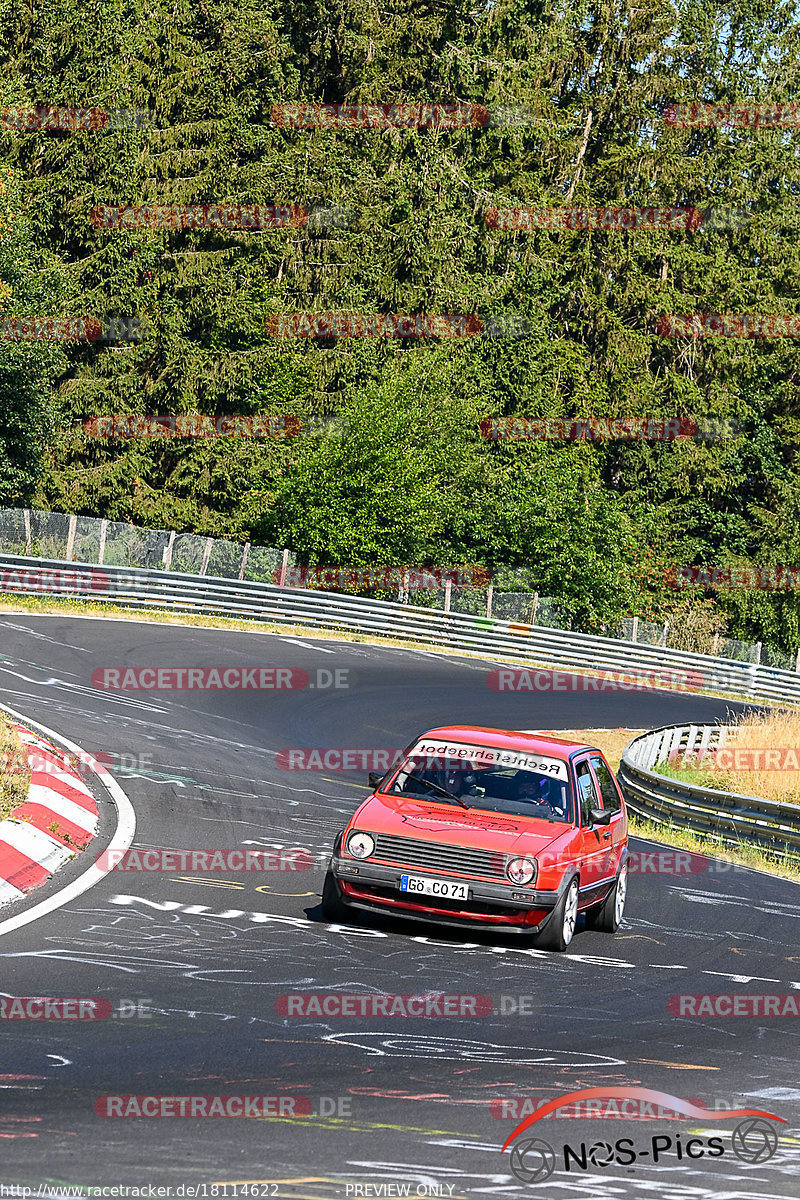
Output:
[515, 770, 561, 812]
[442, 767, 479, 797]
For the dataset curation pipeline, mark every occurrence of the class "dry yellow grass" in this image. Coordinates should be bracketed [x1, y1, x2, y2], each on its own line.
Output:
[723, 709, 800, 803]
[0, 715, 29, 820]
[667, 708, 800, 804]
[534, 727, 643, 772]
[543, 726, 800, 883]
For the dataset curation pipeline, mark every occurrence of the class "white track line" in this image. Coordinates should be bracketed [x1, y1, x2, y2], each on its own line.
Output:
[280, 637, 334, 652]
[0, 702, 136, 938]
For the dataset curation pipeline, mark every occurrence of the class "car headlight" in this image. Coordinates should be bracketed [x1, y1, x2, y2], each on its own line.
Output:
[506, 856, 536, 885]
[347, 831, 375, 859]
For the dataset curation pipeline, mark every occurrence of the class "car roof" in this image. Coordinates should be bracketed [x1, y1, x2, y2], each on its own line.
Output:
[418, 725, 597, 760]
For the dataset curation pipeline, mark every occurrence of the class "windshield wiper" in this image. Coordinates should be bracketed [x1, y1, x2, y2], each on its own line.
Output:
[406, 774, 470, 810]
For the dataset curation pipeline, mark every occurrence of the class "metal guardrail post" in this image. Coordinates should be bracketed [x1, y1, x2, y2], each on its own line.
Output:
[163, 530, 176, 570]
[66, 514, 77, 562]
[749, 658, 758, 696]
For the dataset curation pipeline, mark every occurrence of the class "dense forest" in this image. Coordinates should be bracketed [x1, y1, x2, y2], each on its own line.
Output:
[1, 0, 799, 651]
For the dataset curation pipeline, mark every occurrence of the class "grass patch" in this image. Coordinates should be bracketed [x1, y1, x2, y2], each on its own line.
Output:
[653, 760, 727, 791]
[0, 594, 434, 647]
[628, 814, 800, 885]
[0, 715, 29, 820]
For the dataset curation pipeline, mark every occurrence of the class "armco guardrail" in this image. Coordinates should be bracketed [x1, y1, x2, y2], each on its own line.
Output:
[619, 724, 800, 856]
[4, 553, 800, 707]
[4, 507, 796, 668]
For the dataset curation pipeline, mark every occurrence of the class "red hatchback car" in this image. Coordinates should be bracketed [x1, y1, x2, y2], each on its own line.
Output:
[321, 725, 629, 951]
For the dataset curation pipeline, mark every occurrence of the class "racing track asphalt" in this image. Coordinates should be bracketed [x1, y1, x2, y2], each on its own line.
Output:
[0, 613, 798, 1199]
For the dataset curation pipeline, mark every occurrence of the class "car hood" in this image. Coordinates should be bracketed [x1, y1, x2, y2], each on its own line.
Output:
[351, 792, 569, 857]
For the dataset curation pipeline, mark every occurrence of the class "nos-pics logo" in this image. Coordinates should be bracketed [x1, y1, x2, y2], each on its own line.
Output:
[502, 1087, 784, 1184]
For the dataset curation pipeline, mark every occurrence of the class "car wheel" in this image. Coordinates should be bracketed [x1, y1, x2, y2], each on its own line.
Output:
[321, 867, 349, 923]
[586, 862, 628, 933]
[536, 876, 579, 952]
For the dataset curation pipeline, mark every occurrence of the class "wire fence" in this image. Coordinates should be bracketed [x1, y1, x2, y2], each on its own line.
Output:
[0, 508, 290, 584]
[0, 507, 795, 669]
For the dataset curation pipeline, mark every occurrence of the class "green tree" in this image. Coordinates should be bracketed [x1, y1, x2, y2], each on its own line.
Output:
[0, 166, 66, 504]
[1, 0, 799, 650]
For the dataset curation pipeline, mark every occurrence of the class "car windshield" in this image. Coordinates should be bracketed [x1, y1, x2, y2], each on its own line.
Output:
[387, 738, 573, 823]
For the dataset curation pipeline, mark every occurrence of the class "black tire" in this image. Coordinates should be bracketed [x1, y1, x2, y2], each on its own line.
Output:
[536, 876, 579, 952]
[585, 861, 628, 933]
[321, 867, 349, 923]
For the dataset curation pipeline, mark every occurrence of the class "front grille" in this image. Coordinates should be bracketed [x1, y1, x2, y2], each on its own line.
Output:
[370, 832, 506, 879]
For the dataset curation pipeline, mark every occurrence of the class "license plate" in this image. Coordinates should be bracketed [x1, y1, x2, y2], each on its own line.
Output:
[400, 874, 469, 900]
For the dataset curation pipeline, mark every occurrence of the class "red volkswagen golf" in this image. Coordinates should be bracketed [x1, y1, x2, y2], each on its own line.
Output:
[321, 725, 629, 951]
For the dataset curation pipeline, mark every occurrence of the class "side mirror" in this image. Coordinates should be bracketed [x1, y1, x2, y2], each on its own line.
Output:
[589, 807, 611, 826]
[368, 771, 383, 789]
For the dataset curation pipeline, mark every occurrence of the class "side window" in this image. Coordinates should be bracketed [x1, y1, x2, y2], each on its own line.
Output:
[575, 760, 600, 826]
[590, 756, 622, 812]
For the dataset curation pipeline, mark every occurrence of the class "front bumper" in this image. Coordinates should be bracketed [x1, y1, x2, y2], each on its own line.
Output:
[330, 849, 561, 931]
